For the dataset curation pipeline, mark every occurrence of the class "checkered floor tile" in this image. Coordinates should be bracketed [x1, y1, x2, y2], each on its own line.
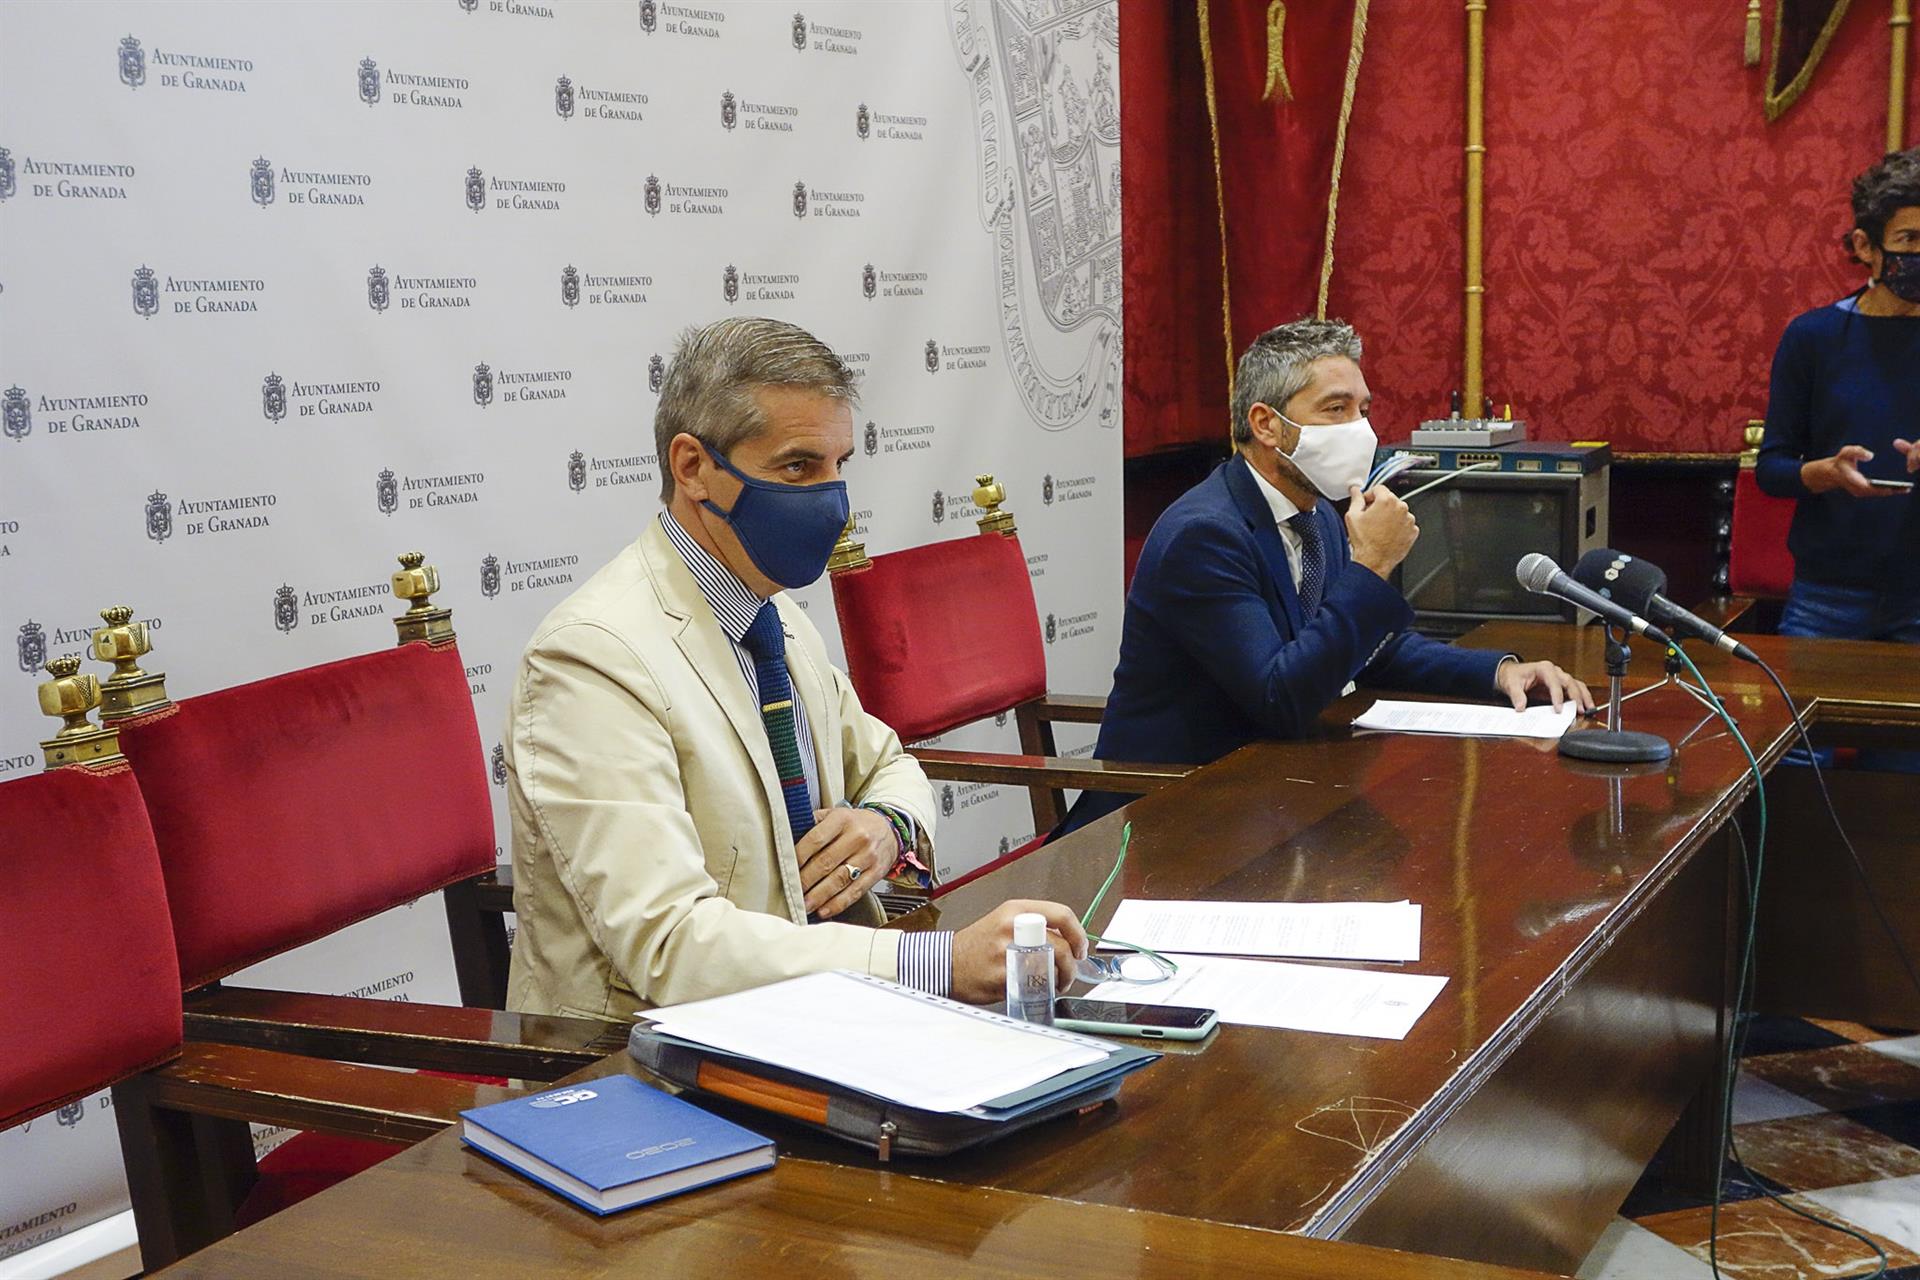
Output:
[1578, 1017, 1920, 1280]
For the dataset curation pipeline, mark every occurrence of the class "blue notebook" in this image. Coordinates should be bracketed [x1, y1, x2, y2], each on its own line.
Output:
[461, 1074, 774, 1215]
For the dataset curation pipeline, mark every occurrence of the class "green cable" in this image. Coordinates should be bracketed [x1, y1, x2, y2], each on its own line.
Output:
[1079, 822, 1179, 980]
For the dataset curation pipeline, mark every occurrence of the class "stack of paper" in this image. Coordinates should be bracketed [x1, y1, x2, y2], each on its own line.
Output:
[1089, 955, 1447, 1041]
[1353, 698, 1578, 740]
[646, 971, 1115, 1114]
[1099, 899, 1422, 963]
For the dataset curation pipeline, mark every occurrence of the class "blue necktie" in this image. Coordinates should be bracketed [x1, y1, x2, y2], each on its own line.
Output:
[739, 602, 816, 847]
[1288, 511, 1325, 618]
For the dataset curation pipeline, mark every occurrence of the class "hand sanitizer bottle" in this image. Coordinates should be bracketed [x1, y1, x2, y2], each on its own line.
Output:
[1004, 912, 1055, 1025]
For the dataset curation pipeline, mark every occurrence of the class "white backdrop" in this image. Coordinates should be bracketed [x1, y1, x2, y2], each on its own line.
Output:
[0, 0, 1122, 1270]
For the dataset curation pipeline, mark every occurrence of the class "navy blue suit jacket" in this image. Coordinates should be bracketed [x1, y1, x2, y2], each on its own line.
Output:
[1062, 459, 1507, 833]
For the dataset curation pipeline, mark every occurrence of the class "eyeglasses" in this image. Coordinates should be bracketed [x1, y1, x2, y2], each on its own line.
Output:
[1074, 822, 1178, 986]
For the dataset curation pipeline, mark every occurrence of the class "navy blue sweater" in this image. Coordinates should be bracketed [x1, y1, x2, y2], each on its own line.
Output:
[1757, 302, 1920, 589]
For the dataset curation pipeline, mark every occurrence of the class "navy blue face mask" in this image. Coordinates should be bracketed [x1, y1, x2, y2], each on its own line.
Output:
[700, 442, 850, 589]
[1878, 246, 1920, 304]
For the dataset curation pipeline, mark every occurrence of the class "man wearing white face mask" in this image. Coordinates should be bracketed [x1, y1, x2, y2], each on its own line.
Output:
[1057, 318, 1590, 836]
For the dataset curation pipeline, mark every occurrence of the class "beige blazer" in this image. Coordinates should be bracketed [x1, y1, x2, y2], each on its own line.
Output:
[504, 519, 937, 1021]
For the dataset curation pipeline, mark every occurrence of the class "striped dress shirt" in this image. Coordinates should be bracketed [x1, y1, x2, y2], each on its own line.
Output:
[659, 513, 951, 996]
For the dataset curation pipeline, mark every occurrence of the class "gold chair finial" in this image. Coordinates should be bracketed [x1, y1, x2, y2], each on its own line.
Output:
[973, 474, 1016, 537]
[38, 655, 125, 769]
[92, 605, 170, 722]
[392, 551, 455, 646]
[1740, 419, 1764, 468]
[827, 515, 871, 575]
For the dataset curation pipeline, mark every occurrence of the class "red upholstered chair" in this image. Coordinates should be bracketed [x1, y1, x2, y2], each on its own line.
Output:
[90, 556, 622, 1268]
[829, 476, 1188, 893]
[1, 659, 182, 1135]
[1728, 423, 1796, 602]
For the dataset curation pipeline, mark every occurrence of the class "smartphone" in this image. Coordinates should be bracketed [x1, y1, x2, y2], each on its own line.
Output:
[1053, 998, 1218, 1040]
[1867, 477, 1915, 491]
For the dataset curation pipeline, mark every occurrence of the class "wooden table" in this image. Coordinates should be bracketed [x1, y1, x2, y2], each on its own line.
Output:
[158, 621, 1920, 1278]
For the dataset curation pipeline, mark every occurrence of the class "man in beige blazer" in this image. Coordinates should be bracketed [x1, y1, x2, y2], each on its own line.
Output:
[506, 317, 1085, 1021]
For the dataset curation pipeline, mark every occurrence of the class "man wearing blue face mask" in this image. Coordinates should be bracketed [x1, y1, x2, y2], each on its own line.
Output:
[1058, 318, 1589, 835]
[503, 317, 1086, 1018]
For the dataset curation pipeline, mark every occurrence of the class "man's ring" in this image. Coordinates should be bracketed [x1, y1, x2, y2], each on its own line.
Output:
[844, 864, 862, 885]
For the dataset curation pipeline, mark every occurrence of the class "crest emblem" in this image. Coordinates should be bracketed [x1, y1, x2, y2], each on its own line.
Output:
[792, 12, 808, 50]
[560, 265, 580, 308]
[367, 265, 390, 313]
[1045, 613, 1057, 644]
[250, 156, 275, 207]
[16, 622, 47, 674]
[863, 421, 878, 457]
[568, 450, 587, 493]
[465, 166, 486, 213]
[0, 148, 14, 202]
[639, 0, 657, 33]
[856, 102, 870, 140]
[792, 181, 808, 219]
[648, 353, 665, 393]
[1042, 474, 1055, 505]
[722, 264, 739, 304]
[720, 90, 737, 131]
[862, 263, 876, 299]
[273, 585, 299, 634]
[472, 362, 494, 407]
[458, 0, 478, 11]
[358, 57, 381, 106]
[55, 1100, 85, 1128]
[119, 35, 146, 90]
[480, 554, 502, 599]
[3, 386, 30, 441]
[940, 784, 955, 818]
[145, 490, 173, 543]
[644, 174, 661, 216]
[131, 265, 159, 318]
[491, 742, 507, 785]
[998, 836, 1011, 856]
[554, 75, 575, 120]
[931, 489, 945, 523]
[994, 710, 1009, 727]
[261, 373, 287, 423]
[376, 468, 399, 515]
[925, 339, 940, 374]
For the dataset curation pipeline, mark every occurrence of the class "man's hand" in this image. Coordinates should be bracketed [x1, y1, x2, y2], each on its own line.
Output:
[1345, 484, 1419, 579]
[950, 900, 1087, 1006]
[1495, 659, 1595, 713]
[1895, 438, 1919, 475]
[797, 807, 896, 920]
[1802, 445, 1898, 497]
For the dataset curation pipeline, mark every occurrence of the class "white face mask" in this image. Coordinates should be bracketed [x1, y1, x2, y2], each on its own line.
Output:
[1276, 411, 1379, 500]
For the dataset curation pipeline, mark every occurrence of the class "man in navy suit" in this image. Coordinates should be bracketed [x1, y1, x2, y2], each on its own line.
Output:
[1063, 319, 1591, 834]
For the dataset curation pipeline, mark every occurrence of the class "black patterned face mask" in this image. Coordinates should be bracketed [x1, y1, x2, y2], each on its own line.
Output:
[1879, 246, 1920, 304]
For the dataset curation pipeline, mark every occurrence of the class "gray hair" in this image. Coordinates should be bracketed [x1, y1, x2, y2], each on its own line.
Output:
[654, 317, 858, 500]
[1230, 318, 1364, 446]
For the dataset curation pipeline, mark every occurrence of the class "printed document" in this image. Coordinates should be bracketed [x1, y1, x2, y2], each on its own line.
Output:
[1090, 955, 1447, 1041]
[646, 971, 1109, 1113]
[1353, 698, 1578, 740]
[1100, 899, 1421, 963]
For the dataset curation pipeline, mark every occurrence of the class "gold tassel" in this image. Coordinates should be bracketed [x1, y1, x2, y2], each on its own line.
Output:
[1264, 1, 1294, 102]
[1744, 0, 1762, 67]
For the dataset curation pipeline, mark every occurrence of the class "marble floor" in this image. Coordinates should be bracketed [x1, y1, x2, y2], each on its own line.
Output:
[1577, 1016, 1920, 1280]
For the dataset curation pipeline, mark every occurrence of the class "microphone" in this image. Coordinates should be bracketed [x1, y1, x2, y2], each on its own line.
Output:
[1571, 549, 1760, 664]
[1515, 554, 1672, 646]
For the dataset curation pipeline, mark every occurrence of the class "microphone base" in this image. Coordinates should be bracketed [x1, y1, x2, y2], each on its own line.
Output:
[1559, 729, 1674, 765]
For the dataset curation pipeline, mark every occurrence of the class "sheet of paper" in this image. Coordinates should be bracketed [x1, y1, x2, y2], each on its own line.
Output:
[1352, 698, 1578, 740]
[646, 971, 1109, 1113]
[1089, 955, 1447, 1041]
[1099, 899, 1421, 963]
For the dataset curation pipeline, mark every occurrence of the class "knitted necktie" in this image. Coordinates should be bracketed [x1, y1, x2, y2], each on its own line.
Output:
[740, 601, 816, 846]
[1288, 511, 1326, 619]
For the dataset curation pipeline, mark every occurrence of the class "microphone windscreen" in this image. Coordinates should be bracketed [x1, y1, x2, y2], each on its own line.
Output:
[1515, 553, 1560, 593]
[1573, 549, 1667, 613]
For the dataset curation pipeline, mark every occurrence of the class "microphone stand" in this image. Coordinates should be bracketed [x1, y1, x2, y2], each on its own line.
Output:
[1559, 625, 1674, 764]
[1619, 637, 1719, 717]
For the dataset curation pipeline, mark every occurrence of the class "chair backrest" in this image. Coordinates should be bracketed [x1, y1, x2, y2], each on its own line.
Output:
[1, 662, 182, 1131]
[108, 559, 494, 991]
[1729, 423, 1795, 600]
[830, 476, 1047, 743]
